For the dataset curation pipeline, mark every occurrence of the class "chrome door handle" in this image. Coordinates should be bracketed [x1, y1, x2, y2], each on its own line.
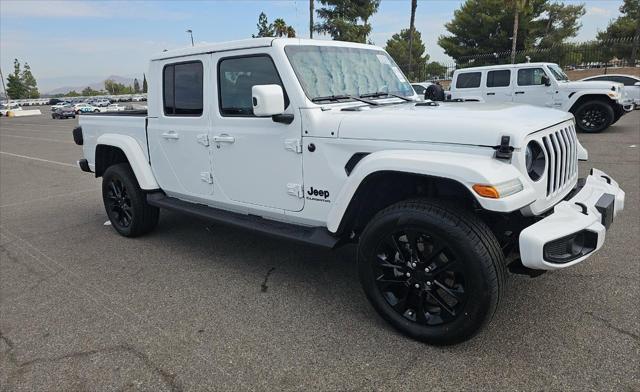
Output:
[161, 131, 179, 140]
[213, 134, 235, 143]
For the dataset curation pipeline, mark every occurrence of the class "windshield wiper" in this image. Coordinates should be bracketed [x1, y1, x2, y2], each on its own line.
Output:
[311, 94, 379, 105]
[359, 91, 415, 102]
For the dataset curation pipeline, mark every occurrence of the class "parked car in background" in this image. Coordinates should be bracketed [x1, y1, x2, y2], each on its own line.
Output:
[411, 82, 433, 99]
[93, 99, 111, 107]
[580, 74, 640, 109]
[74, 103, 100, 114]
[0, 103, 22, 116]
[51, 106, 76, 119]
[131, 95, 145, 102]
[51, 101, 71, 110]
[105, 103, 127, 112]
[450, 62, 632, 133]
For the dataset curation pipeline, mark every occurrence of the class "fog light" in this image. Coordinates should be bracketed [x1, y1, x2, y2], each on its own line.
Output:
[543, 231, 598, 263]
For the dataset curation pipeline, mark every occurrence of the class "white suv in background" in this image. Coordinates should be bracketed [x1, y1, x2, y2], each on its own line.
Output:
[450, 62, 632, 133]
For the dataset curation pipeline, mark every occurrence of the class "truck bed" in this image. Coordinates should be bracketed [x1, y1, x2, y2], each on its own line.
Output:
[79, 112, 149, 169]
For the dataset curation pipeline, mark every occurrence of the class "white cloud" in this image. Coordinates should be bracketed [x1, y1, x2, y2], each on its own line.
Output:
[586, 6, 611, 17]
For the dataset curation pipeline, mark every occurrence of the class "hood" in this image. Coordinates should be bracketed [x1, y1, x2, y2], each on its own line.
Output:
[337, 101, 573, 149]
[561, 80, 621, 91]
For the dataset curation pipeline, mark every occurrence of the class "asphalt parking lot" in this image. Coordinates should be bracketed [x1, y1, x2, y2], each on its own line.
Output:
[0, 106, 638, 391]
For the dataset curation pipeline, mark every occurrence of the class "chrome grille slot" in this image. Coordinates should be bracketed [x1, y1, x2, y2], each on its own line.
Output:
[539, 124, 578, 198]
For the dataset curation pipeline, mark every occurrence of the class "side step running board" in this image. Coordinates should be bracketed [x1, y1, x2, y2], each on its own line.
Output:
[147, 193, 339, 248]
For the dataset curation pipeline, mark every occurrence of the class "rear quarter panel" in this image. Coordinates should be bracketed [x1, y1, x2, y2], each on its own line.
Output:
[79, 115, 148, 168]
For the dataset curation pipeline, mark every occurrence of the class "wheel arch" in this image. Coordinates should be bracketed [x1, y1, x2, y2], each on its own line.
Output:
[567, 93, 617, 113]
[326, 150, 536, 236]
[95, 134, 159, 190]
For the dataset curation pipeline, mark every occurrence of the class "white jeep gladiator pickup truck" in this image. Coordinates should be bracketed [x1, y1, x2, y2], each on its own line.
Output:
[450, 62, 633, 133]
[73, 38, 625, 345]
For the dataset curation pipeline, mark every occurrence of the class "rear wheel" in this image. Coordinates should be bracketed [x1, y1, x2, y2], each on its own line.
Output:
[574, 100, 614, 133]
[102, 163, 159, 237]
[357, 199, 504, 345]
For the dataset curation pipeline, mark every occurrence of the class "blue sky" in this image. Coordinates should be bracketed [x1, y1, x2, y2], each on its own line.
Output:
[0, 0, 624, 92]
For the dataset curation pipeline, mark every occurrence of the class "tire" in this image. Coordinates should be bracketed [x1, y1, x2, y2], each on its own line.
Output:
[102, 163, 159, 237]
[51, 114, 56, 119]
[357, 199, 504, 345]
[94, 109, 100, 112]
[573, 100, 615, 133]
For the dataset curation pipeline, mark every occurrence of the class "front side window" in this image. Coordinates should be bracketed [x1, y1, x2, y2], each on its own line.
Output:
[518, 68, 547, 86]
[486, 70, 511, 87]
[285, 45, 413, 102]
[163, 61, 203, 116]
[218, 55, 287, 116]
[456, 72, 481, 88]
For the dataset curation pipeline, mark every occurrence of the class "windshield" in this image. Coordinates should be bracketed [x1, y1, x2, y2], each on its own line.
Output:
[547, 64, 569, 82]
[285, 45, 414, 102]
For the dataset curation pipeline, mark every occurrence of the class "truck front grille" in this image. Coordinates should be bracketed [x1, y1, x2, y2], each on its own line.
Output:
[540, 124, 578, 198]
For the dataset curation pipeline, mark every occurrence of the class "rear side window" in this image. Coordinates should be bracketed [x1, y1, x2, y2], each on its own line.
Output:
[607, 76, 636, 86]
[486, 70, 511, 87]
[218, 55, 288, 117]
[455, 72, 481, 88]
[163, 61, 203, 116]
[517, 68, 546, 86]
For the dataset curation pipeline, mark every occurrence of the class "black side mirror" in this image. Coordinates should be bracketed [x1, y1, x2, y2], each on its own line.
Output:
[541, 75, 551, 86]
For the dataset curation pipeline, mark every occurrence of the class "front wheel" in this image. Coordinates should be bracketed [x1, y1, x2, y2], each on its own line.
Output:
[102, 163, 159, 237]
[574, 100, 614, 133]
[357, 199, 505, 345]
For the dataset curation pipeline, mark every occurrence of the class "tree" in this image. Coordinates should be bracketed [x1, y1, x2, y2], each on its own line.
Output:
[252, 12, 295, 38]
[253, 12, 274, 37]
[385, 28, 428, 81]
[6, 59, 25, 99]
[424, 62, 449, 80]
[314, 0, 380, 43]
[408, 0, 418, 73]
[509, 0, 529, 64]
[20, 62, 39, 98]
[438, 0, 584, 64]
[104, 79, 130, 95]
[81, 87, 101, 96]
[142, 73, 148, 93]
[133, 78, 141, 93]
[597, 0, 640, 64]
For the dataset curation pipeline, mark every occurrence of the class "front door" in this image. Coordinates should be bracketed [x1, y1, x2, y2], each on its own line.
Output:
[513, 67, 554, 107]
[147, 56, 214, 201]
[210, 52, 304, 212]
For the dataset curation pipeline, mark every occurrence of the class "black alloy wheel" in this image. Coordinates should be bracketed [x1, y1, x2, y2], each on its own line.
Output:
[105, 176, 134, 228]
[358, 199, 504, 345]
[372, 229, 466, 326]
[101, 163, 159, 237]
[574, 100, 614, 133]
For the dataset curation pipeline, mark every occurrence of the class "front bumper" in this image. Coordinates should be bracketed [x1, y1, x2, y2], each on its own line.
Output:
[519, 168, 625, 270]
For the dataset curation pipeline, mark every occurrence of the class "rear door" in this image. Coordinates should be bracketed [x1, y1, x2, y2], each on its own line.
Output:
[147, 56, 214, 201]
[484, 69, 513, 102]
[513, 67, 553, 107]
[452, 71, 483, 100]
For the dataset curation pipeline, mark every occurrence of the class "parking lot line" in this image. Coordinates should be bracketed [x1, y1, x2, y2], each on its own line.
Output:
[0, 134, 74, 144]
[0, 151, 76, 167]
[0, 189, 96, 208]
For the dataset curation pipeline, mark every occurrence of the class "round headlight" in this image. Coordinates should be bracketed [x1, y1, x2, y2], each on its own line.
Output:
[525, 141, 545, 181]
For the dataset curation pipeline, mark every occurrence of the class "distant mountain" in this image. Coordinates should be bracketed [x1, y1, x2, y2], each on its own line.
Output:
[45, 75, 138, 95]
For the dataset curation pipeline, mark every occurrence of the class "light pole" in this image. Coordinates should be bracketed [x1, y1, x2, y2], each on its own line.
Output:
[186, 29, 194, 47]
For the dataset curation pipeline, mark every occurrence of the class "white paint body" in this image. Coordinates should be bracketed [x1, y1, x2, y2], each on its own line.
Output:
[450, 62, 632, 112]
[78, 38, 625, 270]
[580, 74, 640, 108]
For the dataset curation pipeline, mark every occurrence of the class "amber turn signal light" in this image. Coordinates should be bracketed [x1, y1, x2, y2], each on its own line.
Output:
[472, 184, 500, 199]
